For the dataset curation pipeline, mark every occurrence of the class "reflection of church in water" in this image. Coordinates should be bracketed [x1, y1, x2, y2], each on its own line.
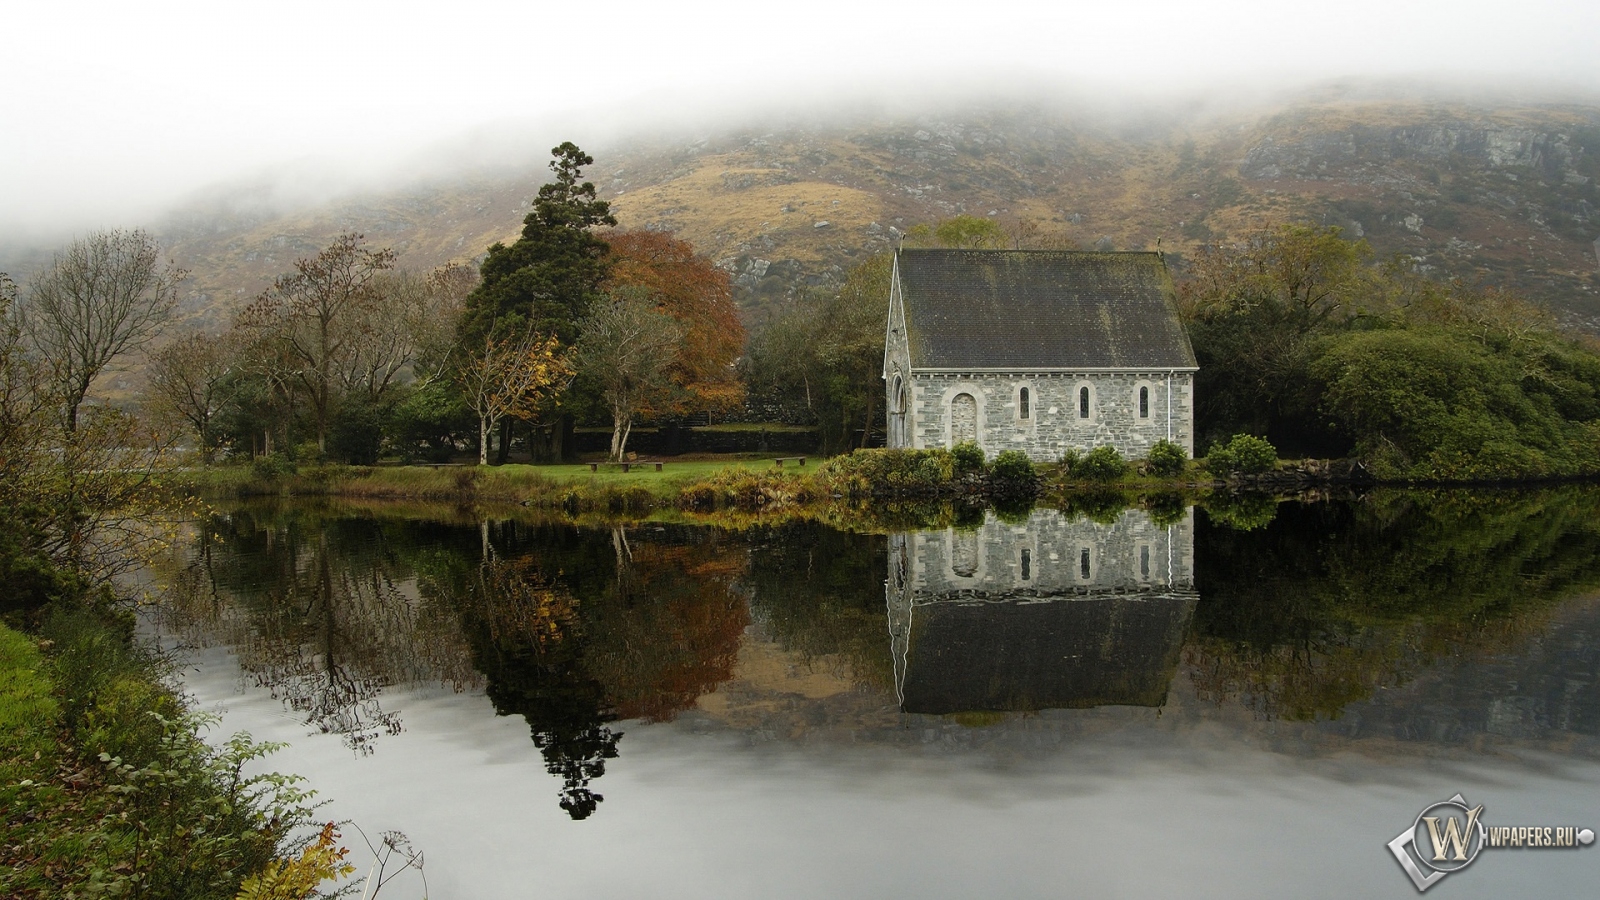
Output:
[887, 508, 1197, 714]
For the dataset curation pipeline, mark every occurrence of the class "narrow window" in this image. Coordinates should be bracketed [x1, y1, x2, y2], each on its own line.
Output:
[1140, 545, 1150, 578]
[1079, 386, 1090, 419]
[1020, 548, 1031, 581]
[1139, 386, 1149, 419]
[1019, 386, 1030, 419]
[1079, 547, 1091, 580]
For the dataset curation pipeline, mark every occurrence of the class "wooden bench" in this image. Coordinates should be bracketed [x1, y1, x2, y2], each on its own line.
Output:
[587, 461, 664, 473]
[773, 456, 807, 468]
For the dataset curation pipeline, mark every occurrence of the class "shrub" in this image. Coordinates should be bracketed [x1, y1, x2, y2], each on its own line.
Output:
[1207, 433, 1277, 475]
[1074, 445, 1129, 482]
[327, 399, 385, 465]
[1144, 439, 1188, 477]
[990, 449, 1036, 483]
[251, 453, 296, 481]
[816, 448, 956, 495]
[951, 441, 986, 473]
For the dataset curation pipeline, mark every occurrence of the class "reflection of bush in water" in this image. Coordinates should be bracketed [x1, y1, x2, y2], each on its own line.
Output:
[1203, 492, 1277, 531]
[991, 495, 1035, 525]
[1189, 487, 1600, 723]
[1062, 489, 1130, 525]
[1142, 491, 1188, 527]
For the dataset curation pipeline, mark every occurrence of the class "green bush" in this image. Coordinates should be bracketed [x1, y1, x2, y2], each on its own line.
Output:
[990, 449, 1036, 483]
[13, 610, 323, 900]
[816, 448, 957, 495]
[951, 441, 986, 473]
[1207, 434, 1278, 475]
[1144, 439, 1188, 477]
[250, 453, 296, 480]
[327, 398, 385, 465]
[1074, 445, 1129, 482]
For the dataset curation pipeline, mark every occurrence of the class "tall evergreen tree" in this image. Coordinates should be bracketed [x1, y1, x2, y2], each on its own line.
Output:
[461, 142, 617, 346]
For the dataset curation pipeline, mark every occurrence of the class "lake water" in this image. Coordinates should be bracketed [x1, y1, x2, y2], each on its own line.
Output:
[148, 489, 1600, 898]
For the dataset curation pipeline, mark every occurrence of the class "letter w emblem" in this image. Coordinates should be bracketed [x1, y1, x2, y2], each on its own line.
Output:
[1425, 806, 1483, 861]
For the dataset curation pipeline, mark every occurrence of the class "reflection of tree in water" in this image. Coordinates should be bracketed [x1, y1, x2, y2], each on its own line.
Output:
[1189, 488, 1600, 722]
[460, 552, 619, 819]
[157, 508, 482, 754]
[451, 522, 748, 820]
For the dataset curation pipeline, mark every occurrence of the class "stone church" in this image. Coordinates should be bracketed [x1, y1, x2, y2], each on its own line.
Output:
[883, 248, 1197, 462]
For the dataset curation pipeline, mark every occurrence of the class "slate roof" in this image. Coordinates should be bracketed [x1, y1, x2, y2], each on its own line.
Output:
[899, 592, 1196, 714]
[896, 249, 1197, 370]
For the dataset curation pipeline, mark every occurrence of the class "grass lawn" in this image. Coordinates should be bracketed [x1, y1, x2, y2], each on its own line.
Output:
[504, 457, 774, 482]
[165, 453, 817, 504]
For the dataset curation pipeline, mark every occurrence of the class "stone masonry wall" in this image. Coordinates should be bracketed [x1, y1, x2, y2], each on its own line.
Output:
[907, 371, 1194, 462]
[905, 507, 1195, 600]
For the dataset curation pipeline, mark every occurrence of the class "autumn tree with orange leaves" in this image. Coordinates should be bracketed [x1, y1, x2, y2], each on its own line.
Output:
[602, 229, 745, 420]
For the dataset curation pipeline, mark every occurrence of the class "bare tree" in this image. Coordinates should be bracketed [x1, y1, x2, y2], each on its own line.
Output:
[410, 263, 477, 384]
[576, 288, 684, 461]
[241, 234, 395, 450]
[145, 329, 244, 463]
[25, 229, 184, 432]
[0, 274, 49, 509]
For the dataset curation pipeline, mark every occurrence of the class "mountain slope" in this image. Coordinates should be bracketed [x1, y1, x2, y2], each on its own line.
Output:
[18, 96, 1600, 334]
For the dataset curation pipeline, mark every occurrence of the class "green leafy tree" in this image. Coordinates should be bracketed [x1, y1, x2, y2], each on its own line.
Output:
[747, 255, 892, 452]
[1179, 224, 1373, 451]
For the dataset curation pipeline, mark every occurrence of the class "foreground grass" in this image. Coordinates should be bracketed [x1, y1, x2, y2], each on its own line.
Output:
[0, 612, 336, 899]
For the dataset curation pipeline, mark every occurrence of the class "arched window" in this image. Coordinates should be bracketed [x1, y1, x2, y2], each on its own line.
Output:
[1140, 545, 1150, 579]
[1139, 386, 1149, 419]
[1078, 386, 1090, 419]
[1020, 548, 1031, 581]
[950, 392, 978, 445]
[1019, 386, 1030, 420]
[952, 530, 979, 578]
[1079, 547, 1092, 580]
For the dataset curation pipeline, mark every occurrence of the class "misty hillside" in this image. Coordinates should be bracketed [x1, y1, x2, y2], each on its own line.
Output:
[30, 97, 1600, 332]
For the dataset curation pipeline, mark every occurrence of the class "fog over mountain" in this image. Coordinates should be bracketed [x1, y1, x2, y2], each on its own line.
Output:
[4, 0, 1597, 245]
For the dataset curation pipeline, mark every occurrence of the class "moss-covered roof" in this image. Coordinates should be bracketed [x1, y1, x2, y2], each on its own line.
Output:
[897, 249, 1197, 370]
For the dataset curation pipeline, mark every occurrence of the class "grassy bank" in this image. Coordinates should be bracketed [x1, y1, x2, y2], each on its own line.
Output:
[0, 609, 341, 899]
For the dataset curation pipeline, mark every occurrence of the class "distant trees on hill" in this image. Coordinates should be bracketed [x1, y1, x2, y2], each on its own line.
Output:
[135, 143, 745, 465]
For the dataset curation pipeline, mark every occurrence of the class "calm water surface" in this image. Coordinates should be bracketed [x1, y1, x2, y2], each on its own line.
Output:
[149, 489, 1600, 898]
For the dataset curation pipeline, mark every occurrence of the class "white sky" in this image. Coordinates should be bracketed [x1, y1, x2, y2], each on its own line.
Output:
[3, 0, 1598, 245]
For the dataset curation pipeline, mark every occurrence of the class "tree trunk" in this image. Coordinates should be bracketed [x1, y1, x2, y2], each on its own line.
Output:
[494, 418, 512, 465]
[479, 415, 491, 466]
[859, 391, 879, 449]
[609, 408, 632, 462]
[557, 414, 576, 463]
